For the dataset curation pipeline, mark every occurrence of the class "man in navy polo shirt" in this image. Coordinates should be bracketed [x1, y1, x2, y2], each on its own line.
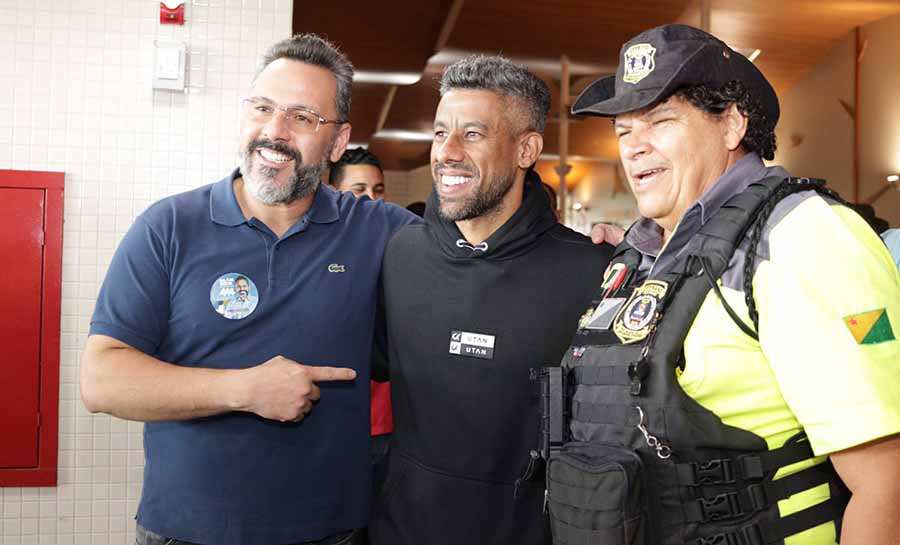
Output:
[80, 34, 417, 545]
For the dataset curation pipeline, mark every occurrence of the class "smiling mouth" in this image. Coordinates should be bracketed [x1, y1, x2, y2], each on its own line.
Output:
[257, 148, 293, 165]
[440, 175, 472, 186]
[633, 168, 665, 186]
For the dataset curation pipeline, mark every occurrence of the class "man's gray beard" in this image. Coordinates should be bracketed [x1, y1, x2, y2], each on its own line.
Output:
[437, 166, 516, 222]
[240, 149, 330, 205]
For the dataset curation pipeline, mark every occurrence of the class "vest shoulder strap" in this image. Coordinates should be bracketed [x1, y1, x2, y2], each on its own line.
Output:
[691, 176, 845, 339]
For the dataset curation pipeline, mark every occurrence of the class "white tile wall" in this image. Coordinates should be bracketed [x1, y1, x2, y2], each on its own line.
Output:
[0, 1, 293, 543]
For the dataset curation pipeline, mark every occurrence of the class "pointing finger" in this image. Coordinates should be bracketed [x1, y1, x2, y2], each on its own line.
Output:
[304, 365, 357, 382]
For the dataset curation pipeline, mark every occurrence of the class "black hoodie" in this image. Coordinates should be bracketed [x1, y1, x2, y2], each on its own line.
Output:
[370, 172, 614, 545]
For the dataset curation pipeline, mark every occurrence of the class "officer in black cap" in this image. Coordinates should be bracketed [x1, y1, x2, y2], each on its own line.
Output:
[541, 24, 900, 545]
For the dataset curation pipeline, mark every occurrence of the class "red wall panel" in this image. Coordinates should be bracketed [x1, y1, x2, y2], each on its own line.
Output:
[0, 170, 63, 486]
[0, 188, 44, 467]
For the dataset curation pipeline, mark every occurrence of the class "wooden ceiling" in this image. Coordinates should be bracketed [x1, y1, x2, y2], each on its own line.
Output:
[295, 0, 900, 172]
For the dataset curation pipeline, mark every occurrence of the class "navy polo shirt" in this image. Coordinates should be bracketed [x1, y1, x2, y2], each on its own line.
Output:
[90, 169, 419, 545]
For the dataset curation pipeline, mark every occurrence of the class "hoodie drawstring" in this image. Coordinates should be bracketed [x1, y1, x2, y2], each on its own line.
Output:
[455, 239, 489, 252]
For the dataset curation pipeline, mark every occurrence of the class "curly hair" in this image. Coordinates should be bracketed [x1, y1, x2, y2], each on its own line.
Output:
[675, 80, 777, 160]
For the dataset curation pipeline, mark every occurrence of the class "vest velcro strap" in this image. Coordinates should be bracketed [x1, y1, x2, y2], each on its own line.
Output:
[690, 494, 845, 545]
[550, 514, 634, 545]
[684, 463, 835, 523]
[571, 401, 636, 425]
[571, 365, 632, 386]
[744, 437, 815, 479]
[776, 490, 845, 539]
[677, 438, 815, 486]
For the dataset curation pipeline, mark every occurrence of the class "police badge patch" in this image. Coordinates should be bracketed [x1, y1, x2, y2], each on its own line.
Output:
[622, 43, 656, 84]
[613, 280, 668, 344]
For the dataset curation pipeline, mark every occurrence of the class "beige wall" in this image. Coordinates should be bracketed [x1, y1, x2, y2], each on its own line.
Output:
[382, 165, 432, 208]
[402, 164, 435, 206]
[382, 170, 412, 205]
[774, 33, 854, 191]
[776, 13, 900, 227]
[568, 162, 638, 232]
[859, 14, 900, 225]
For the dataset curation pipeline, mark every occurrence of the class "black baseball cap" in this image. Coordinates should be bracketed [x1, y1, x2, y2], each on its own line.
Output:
[572, 24, 779, 123]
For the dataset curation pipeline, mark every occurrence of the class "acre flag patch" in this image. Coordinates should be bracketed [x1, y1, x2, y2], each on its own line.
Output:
[843, 309, 895, 345]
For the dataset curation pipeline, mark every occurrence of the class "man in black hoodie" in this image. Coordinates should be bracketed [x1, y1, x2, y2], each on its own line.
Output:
[369, 56, 614, 545]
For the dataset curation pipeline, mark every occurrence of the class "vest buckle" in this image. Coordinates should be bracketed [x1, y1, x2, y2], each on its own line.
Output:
[697, 533, 736, 545]
[699, 492, 743, 521]
[692, 459, 735, 485]
[697, 524, 763, 545]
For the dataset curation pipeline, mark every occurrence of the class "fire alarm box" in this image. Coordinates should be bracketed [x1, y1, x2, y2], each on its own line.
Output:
[0, 170, 63, 487]
[160, 1, 185, 25]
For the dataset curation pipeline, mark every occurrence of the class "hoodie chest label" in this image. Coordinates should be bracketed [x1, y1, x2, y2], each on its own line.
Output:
[449, 329, 495, 360]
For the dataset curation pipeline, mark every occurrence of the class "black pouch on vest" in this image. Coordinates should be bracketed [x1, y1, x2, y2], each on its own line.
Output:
[546, 442, 648, 545]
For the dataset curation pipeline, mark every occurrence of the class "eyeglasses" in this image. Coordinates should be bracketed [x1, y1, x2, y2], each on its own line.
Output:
[241, 97, 345, 134]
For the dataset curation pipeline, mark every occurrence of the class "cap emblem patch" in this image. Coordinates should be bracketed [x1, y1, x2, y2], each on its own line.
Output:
[623, 43, 657, 84]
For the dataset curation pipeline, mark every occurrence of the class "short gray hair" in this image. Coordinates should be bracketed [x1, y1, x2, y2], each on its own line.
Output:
[258, 33, 354, 122]
[439, 55, 551, 134]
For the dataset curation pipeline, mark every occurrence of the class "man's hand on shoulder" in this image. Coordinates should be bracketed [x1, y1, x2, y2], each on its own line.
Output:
[238, 356, 357, 422]
[591, 223, 625, 246]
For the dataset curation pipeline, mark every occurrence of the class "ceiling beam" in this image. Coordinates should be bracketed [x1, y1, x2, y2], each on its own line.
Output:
[700, 0, 711, 31]
[372, 0, 464, 146]
[435, 0, 465, 53]
[375, 85, 399, 134]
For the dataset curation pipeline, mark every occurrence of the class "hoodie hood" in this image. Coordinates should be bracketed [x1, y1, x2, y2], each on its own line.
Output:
[425, 169, 559, 260]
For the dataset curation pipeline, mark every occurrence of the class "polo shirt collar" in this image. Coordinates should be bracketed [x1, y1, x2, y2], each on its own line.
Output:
[307, 183, 341, 224]
[209, 168, 247, 227]
[209, 168, 342, 227]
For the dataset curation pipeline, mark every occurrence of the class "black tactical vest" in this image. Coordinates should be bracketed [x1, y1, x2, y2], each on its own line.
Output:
[542, 177, 850, 545]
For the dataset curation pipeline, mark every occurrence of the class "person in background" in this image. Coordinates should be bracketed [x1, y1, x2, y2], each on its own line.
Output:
[883, 228, 900, 269]
[80, 34, 417, 545]
[848, 203, 900, 271]
[329, 146, 386, 200]
[369, 55, 614, 545]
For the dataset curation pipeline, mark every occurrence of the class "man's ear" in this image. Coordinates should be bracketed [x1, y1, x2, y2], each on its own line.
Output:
[329, 122, 352, 162]
[517, 132, 543, 169]
[722, 103, 748, 152]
